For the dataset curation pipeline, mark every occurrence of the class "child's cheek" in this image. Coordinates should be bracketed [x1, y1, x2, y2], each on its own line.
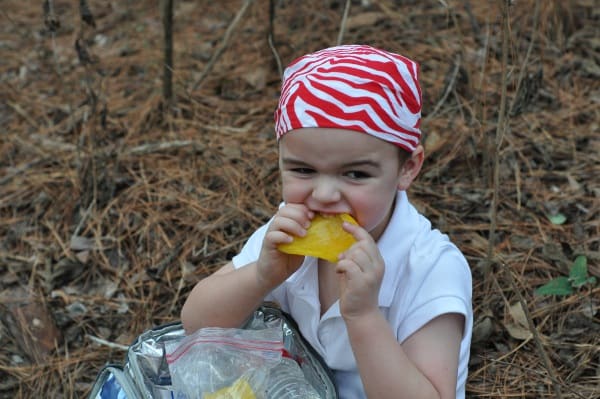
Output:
[281, 180, 308, 204]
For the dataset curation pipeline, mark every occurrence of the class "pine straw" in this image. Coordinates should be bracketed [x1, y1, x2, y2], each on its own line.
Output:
[1, 0, 598, 397]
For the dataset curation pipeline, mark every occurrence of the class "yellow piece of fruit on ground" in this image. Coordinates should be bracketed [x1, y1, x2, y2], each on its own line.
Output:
[278, 213, 358, 263]
[203, 377, 256, 399]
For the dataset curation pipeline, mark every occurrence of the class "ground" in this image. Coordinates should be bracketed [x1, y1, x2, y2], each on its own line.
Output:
[0, 0, 599, 398]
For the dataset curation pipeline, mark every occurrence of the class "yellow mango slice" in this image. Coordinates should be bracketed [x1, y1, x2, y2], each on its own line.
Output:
[204, 377, 256, 399]
[278, 213, 358, 263]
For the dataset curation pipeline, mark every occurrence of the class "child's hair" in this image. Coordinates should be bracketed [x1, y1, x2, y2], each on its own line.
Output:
[274, 44, 422, 154]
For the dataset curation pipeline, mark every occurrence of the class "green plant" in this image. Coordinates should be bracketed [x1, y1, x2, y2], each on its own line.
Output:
[536, 255, 597, 296]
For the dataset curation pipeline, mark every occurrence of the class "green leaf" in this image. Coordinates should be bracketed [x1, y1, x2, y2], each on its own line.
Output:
[547, 213, 567, 225]
[569, 255, 589, 288]
[535, 277, 573, 296]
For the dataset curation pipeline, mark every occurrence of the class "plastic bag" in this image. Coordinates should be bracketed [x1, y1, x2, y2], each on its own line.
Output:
[266, 357, 321, 398]
[165, 324, 284, 399]
[88, 304, 338, 399]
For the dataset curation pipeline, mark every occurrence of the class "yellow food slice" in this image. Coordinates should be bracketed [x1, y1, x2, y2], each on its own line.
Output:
[278, 213, 358, 263]
[203, 377, 256, 399]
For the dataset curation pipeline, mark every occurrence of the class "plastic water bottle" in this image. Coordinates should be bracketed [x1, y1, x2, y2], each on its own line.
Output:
[266, 358, 322, 399]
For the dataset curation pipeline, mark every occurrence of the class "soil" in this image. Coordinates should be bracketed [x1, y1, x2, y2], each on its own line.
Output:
[1, 0, 599, 397]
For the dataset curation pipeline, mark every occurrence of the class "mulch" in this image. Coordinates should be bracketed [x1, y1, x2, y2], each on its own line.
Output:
[1, 0, 598, 397]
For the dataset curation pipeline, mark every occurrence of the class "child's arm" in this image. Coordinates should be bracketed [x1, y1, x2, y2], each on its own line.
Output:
[337, 222, 463, 399]
[181, 261, 271, 333]
[181, 204, 312, 334]
[346, 311, 463, 399]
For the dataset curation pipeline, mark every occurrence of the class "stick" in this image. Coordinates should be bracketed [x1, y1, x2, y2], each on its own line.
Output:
[337, 0, 352, 45]
[162, 0, 174, 106]
[485, 0, 510, 280]
[503, 263, 563, 398]
[86, 334, 129, 351]
[0, 158, 45, 186]
[125, 140, 205, 156]
[189, 0, 255, 92]
[267, 0, 282, 78]
[425, 55, 461, 122]
[508, 0, 540, 116]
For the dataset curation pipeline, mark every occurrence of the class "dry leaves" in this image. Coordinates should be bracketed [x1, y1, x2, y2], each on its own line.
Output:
[1, 0, 599, 397]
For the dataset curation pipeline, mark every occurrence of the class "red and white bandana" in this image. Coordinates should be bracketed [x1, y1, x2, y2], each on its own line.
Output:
[274, 45, 422, 153]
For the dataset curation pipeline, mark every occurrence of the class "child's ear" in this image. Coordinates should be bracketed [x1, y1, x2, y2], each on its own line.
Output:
[397, 145, 424, 191]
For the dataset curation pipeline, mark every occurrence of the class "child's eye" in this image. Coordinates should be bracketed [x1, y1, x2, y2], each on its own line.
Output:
[291, 167, 315, 175]
[345, 171, 371, 179]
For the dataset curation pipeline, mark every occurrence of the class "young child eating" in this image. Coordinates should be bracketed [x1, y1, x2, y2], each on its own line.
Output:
[181, 44, 473, 399]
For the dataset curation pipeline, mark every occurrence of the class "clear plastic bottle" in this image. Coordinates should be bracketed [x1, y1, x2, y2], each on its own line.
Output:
[266, 357, 322, 399]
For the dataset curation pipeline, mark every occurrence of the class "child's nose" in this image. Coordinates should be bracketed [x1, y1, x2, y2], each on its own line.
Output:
[312, 177, 341, 204]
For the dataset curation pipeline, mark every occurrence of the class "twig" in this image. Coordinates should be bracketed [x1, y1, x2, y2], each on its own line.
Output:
[370, 0, 404, 21]
[463, 0, 483, 46]
[337, 0, 352, 45]
[267, 0, 283, 78]
[161, 0, 174, 106]
[168, 260, 188, 316]
[6, 101, 39, 129]
[125, 140, 205, 156]
[189, 0, 255, 92]
[503, 263, 564, 399]
[425, 55, 461, 122]
[485, 1, 510, 279]
[479, 356, 586, 399]
[86, 334, 129, 351]
[508, 0, 540, 116]
[0, 158, 46, 186]
[73, 201, 95, 237]
[147, 243, 185, 281]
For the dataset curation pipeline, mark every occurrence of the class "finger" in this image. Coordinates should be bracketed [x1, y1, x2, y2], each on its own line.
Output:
[277, 205, 314, 229]
[335, 257, 362, 278]
[338, 246, 373, 271]
[342, 221, 373, 243]
[270, 216, 308, 239]
[265, 230, 296, 246]
[339, 236, 380, 265]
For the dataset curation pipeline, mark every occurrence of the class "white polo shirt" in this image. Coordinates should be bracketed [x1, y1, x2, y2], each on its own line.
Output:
[232, 191, 473, 399]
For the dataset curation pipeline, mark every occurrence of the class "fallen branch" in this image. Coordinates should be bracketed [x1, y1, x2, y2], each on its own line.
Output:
[485, 0, 510, 279]
[267, 0, 282, 78]
[503, 263, 564, 399]
[337, 0, 351, 45]
[189, 0, 255, 92]
[508, 0, 541, 116]
[86, 334, 129, 351]
[425, 55, 461, 123]
[124, 140, 205, 156]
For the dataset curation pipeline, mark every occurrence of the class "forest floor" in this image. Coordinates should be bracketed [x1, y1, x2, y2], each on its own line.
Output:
[1, 0, 599, 398]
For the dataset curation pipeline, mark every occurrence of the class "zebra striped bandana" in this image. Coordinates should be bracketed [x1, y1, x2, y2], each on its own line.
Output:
[274, 45, 422, 153]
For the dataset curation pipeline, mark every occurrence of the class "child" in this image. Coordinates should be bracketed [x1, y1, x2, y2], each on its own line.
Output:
[181, 45, 472, 399]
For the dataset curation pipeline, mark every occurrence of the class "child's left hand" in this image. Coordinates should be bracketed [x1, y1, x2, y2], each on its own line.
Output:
[335, 222, 385, 320]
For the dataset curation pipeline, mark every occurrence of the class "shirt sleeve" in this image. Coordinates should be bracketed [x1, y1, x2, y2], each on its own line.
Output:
[395, 244, 472, 343]
[230, 218, 290, 309]
[231, 220, 271, 269]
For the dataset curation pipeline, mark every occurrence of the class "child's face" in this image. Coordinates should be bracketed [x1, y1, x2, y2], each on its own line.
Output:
[279, 128, 415, 241]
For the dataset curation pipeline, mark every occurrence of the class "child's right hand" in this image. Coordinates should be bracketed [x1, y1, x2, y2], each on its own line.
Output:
[256, 204, 313, 289]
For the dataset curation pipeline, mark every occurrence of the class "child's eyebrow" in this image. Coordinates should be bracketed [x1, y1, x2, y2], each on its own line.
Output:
[341, 160, 381, 169]
[281, 157, 380, 169]
[280, 157, 308, 165]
